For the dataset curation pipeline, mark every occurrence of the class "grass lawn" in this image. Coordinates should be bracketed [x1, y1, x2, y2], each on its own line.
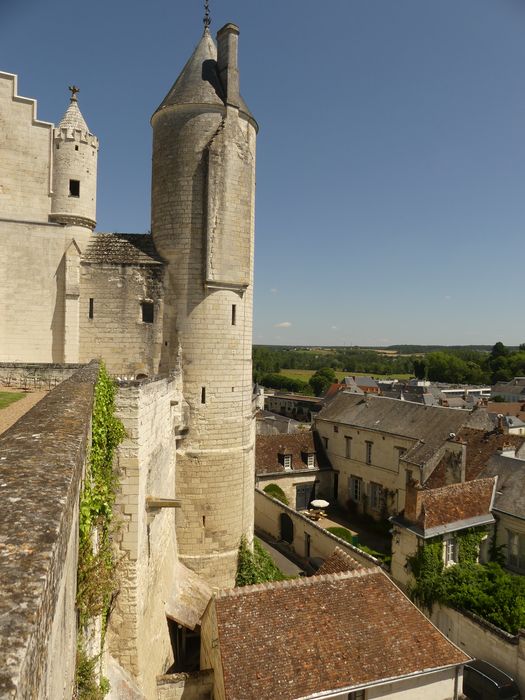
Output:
[0, 392, 25, 410]
[280, 369, 412, 382]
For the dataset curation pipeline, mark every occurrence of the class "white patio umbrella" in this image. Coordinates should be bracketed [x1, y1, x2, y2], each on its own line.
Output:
[311, 499, 329, 509]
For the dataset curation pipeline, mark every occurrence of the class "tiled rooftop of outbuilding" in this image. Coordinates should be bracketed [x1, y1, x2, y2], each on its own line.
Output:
[82, 233, 163, 265]
[214, 568, 468, 700]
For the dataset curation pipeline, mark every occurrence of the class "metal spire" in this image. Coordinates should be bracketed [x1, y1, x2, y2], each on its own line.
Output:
[203, 0, 211, 30]
[68, 85, 80, 102]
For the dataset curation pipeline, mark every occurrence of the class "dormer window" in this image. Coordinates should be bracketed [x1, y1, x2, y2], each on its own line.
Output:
[283, 454, 292, 470]
[307, 453, 315, 469]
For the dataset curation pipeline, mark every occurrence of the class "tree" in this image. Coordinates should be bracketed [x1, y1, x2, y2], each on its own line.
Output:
[309, 367, 337, 396]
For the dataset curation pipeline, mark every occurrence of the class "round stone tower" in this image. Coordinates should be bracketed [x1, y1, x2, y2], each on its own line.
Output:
[151, 23, 258, 587]
[50, 87, 98, 251]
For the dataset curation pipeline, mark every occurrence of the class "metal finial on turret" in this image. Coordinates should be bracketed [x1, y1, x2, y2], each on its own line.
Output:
[203, 0, 211, 30]
[68, 85, 80, 102]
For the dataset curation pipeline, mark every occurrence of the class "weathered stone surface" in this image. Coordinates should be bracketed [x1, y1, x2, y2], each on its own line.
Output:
[0, 361, 98, 698]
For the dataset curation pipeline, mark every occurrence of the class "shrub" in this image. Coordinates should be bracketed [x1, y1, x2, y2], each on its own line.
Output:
[236, 536, 288, 586]
[263, 483, 289, 506]
[327, 526, 357, 546]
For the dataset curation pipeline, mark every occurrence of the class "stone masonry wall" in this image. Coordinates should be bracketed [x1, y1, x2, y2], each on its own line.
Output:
[0, 362, 85, 389]
[79, 263, 164, 377]
[108, 374, 183, 698]
[255, 489, 379, 570]
[0, 361, 98, 699]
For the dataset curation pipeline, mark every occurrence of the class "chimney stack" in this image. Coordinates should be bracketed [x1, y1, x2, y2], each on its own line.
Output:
[217, 23, 240, 107]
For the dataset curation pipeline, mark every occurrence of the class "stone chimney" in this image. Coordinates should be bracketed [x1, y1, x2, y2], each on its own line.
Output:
[217, 23, 240, 107]
[404, 479, 425, 524]
[443, 435, 467, 484]
[499, 442, 516, 458]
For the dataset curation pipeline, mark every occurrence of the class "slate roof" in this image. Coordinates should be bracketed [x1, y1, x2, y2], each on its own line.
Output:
[315, 546, 364, 575]
[213, 569, 468, 700]
[82, 233, 163, 265]
[255, 432, 317, 474]
[317, 393, 491, 468]
[426, 428, 525, 488]
[409, 478, 496, 536]
[153, 29, 255, 123]
[479, 454, 525, 520]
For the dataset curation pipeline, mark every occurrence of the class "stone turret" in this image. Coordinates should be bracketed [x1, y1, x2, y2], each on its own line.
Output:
[151, 24, 257, 587]
[50, 87, 98, 250]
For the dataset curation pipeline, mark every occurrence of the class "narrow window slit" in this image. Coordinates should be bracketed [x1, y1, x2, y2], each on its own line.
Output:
[231, 304, 236, 325]
[88, 298, 94, 319]
[201, 387, 206, 404]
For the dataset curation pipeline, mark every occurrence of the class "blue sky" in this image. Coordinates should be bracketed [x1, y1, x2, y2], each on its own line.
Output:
[3, 1, 525, 346]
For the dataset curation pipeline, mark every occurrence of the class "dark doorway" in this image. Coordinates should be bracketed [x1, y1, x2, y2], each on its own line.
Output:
[280, 513, 294, 544]
[167, 621, 201, 672]
[305, 532, 311, 558]
[333, 473, 339, 501]
[296, 482, 315, 511]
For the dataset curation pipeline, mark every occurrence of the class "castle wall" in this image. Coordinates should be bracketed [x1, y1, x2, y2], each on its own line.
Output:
[0, 220, 78, 363]
[79, 263, 164, 376]
[108, 375, 183, 698]
[0, 72, 53, 221]
[0, 362, 98, 699]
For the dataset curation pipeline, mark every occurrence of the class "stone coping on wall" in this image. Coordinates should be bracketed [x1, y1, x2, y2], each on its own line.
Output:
[255, 488, 381, 568]
[0, 361, 99, 697]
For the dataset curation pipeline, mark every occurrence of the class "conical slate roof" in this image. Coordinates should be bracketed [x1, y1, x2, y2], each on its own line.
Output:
[154, 28, 255, 122]
[156, 29, 225, 112]
[58, 96, 90, 133]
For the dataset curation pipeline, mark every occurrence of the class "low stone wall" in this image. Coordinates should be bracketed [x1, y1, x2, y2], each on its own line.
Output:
[431, 603, 525, 694]
[254, 488, 379, 569]
[0, 361, 98, 699]
[157, 670, 214, 700]
[0, 361, 85, 390]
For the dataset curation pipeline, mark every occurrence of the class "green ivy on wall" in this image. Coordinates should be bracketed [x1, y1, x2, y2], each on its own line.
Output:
[236, 536, 289, 586]
[76, 363, 125, 698]
[407, 527, 525, 634]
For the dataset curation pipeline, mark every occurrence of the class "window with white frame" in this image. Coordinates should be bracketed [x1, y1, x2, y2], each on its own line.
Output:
[365, 441, 373, 465]
[283, 454, 292, 471]
[349, 476, 362, 502]
[444, 535, 458, 566]
[507, 531, 525, 572]
[369, 482, 382, 510]
[306, 453, 315, 469]
[345, 436, 352, 459]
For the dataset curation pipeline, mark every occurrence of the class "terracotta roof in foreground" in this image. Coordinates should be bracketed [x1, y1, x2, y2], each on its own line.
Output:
[214, 569, 468, 700]
[315, 546, 364, 575]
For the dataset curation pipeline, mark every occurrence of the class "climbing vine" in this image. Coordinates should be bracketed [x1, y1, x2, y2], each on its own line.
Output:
[407, 527, 525, 634]
[76, 363, 125, 698]
[236, 536, 289, 586]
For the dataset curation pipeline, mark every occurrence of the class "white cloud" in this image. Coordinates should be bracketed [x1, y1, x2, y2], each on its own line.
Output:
[270, 288, 278, 294]
[274, 321, 291, 328]
[331, 325, 338, 330]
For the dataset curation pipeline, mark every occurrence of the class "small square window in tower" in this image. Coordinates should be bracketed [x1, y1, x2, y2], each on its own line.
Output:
[69, 179, 80, 197]
[141, 301, 154, 323]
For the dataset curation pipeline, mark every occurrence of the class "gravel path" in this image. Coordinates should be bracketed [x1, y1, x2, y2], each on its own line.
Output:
[0, 388, 48, 435]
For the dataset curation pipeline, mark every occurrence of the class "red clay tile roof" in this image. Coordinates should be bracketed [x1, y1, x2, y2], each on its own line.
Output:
[415, 478, 496, 532]
[315, 546, 364, 575]
[213, 570, 468, 700]
[255, 433, 317, 474]
[486, 402, 525, 422]
[426, 428, 525, 488]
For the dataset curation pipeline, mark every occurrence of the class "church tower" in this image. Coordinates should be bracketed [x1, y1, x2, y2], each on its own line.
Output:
[50, 87, 98, 252]
[151, 19, 257, 587]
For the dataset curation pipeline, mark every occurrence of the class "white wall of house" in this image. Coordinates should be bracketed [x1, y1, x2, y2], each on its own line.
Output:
[315, 418, 415, 517]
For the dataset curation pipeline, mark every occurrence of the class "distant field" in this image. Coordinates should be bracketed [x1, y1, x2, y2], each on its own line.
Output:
[0, 392, 25, 410]
[280, 369, 412, 382]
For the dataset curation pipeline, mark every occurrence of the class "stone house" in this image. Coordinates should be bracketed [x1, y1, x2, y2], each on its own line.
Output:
[390, 478, 497, 588]
[255, 432, 333, 510]
[314, 392, 492, 519]
[478, 452, 525, 575]
[200, 548, 469, 700]
[264, 391, 323, 421]
[492, 377, 525, 402]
